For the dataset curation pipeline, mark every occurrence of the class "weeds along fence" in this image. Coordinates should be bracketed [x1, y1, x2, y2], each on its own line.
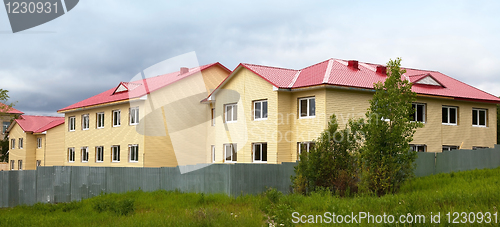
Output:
[1, 145, 499, 208]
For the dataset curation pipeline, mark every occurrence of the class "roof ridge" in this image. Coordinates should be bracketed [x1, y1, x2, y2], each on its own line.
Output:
[288, 70, 302, 88]
[300, 58, 332, 70]
[322, 59, 334, 83]
[242, 63, 299, 71]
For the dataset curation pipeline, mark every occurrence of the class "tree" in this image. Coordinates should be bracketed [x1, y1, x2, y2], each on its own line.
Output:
[0, 88, 14, 162]
[359, 58, 423, 196]
[292, 114, 363, 196]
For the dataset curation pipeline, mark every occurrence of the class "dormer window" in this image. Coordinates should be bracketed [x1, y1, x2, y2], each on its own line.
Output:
[413, 74, 444, 87]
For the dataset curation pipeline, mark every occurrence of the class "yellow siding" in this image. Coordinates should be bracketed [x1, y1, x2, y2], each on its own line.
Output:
[64, 102, 145, 167]
[34, 134, 46, 167]
[43, 124, 65, 166]
[8, 123, 36, 170]
[201, 65, 230, 93]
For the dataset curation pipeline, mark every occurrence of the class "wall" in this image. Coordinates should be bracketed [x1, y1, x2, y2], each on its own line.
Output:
[1, 145, 499, 208]
[43, 124, 65, 166]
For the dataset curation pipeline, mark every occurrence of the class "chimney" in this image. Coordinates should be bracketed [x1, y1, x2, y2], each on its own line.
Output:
[347, 60, 359, 70]
[180, 67, 189, 74]
[376, 65, 387, 75]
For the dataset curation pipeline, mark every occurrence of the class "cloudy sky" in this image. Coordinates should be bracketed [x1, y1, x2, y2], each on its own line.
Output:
[1, 0, 499, 116]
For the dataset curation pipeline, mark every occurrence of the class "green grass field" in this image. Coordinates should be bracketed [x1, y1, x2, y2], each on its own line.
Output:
[0, 167, 499, 226]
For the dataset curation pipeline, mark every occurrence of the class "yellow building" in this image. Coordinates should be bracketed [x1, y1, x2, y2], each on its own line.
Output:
[57, 63, 231, 167]
[205, 59, 500, 164]
[7, 115, 65, 170]
[1, 103, 23, 162]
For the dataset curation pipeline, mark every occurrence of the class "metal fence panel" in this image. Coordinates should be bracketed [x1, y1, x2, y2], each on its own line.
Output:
[71, 166, 90, 201]
[415, 152, 436, 177]
[139, 168, 160, 192]
[160, 167, 182, 192]
[88, 167, 107, 197]
[8, 170, 19, 207]
[36, 166, 54, 203]
[0, 171, 8, 208]
[53, 166, 72, 203]
[202, 164, 230, 194]
[18, 170, 37, 206]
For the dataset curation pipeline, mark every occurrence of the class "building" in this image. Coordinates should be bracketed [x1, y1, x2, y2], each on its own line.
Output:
[7, 115, 65, 170]
[204, 59, 500, 164]
[1, 103, 23, 136]
[57, 63, 231, 167]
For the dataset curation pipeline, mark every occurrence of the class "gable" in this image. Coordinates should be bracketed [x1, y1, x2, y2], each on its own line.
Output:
[415, 75, 443, 87]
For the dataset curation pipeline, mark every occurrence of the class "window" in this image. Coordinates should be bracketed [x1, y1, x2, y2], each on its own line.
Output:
[18, 160, 22, 170]
[129, 144, 138, 162]
[68, 147, 75, 162]
[18, 138, 23, 149]
[299, 97, 315, 118]
[11, 139, 15, 149]
[211, 108, 215, 126]
[2, 121, 9, 133]
[130, 107, 139, 125]
[253, 143, 268, 162]
[297, 142, 315, 160]
[254, 100, 268, 120]
[211, 145, 215, 163]
[472, 146, 489, 150]
[410, 144, 426, 152]
[37, 138, 42, 149]
[442, 145, 459, 152]
[10, 160, 14, 170]
[82, 114, 89, 130]
[224, 143, 237, 163]
[96, 112, 105, 128]
[113, 110, 121, 127]
[96, 146, 104, 162]
[411, 103, 426, 123]
[442, 106, 458, 125]
[472, 108, 487, 127]
[224, 103, 237, 123]
[81, 147, 89, 162]
[36, 160, 41, 167]
[69, 116, 76, 131]
[112, 145, 120, 162]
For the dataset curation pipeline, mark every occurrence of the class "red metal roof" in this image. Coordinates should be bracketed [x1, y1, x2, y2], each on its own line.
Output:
[0, 103, 23, 114]
[13, 115, 64, 133]
[59, 63, 230, 112]
[235, 58, 500, 103]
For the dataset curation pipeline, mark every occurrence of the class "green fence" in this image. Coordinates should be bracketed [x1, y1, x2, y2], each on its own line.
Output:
[0, 145, 499, 208]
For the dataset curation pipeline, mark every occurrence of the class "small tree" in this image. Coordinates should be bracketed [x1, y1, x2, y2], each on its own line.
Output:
[0, 89, 14, 162]
[359, 58, 423, 196]
[292, 114, 363, 196]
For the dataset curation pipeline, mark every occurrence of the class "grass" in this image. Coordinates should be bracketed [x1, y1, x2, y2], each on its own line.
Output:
[0, 167, 499, 226]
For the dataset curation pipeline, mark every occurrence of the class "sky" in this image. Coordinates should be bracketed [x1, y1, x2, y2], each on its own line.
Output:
[0, 0, 499, 116]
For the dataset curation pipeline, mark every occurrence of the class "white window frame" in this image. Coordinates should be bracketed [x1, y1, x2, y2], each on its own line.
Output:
[10, 160, 14, 170]
[253, 100, 268, 121]
[442, 106, 458, 125]
[36, 160, 41, 167]
[11, 139, 15, 149]
[297, 142, 314, 160]
[82, 114, 89, 130]
[224, 103, 237, 123]
[69, 116, 76, 131]
[18, 138, 23, 149]
[112, 110, 121, 127]
[472, 146, 489, 150]
[95, 146, 104, 163]
[81, 147, 89, 162]
[211, 108, 215, 126]
[472, 108, 487, 127]
[2, 121, 9, 133]
[211, 145, 215, 163]
[129, 107, 139, 125]
[37, 137, 42, 149]
[442, 145, 459, 151]
[253, 143, 268, 163]
[96, 112, 105, 129]
[18, 160, 22, 170]
[129, 144, 139, 162]
[410, 144, 427, 152]
[224, 143, 237, 163]
[112, 145, 120, 162]
[411, 103, 426, 123]
[298, 97, 315, 119]
[68, 147, 75, 162]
